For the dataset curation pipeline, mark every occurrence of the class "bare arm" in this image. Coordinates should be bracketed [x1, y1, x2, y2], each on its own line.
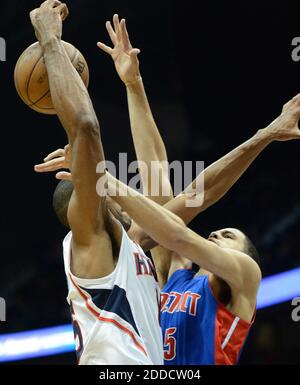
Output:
[123, 95, 300, 251]
[35, 94, 300, 254]
[109, 177, 261, 293]
[98, 15, 174, 286]
[97, 14, 173, 198]
[98, 15, 171, 199]
[167, 95, 300, 224]
[31, 1, 116, 278]
[166, 129, 274, 224]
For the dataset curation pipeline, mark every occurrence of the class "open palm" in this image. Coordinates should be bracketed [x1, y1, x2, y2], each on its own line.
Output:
[97, 14, 141, 85]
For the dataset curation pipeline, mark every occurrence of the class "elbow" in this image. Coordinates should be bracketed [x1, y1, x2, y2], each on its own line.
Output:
[75, 114, 100, 138]
[200, 187, 224, 211]
[202, 189, 218, 209]
[167, 225, 190, 253]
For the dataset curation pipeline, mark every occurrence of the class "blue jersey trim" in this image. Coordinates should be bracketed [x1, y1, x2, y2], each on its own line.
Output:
[80, 285, 140, 336]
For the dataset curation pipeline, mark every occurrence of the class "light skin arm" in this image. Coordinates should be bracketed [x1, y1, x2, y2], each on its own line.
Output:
[97, 15, 172, 202]
[31, 0, 117, 278]
[117, 94, 300, 254]
[97, 15, 174, 286]
[162, 94, 300, 224]
[108, 177, 261, 294]
[35, 93, 300, 252]
[98, 17, 300, 248]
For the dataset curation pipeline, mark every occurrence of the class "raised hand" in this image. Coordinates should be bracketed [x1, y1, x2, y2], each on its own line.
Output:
[266, 93, 300, 141]
[97, 14, 141, 85]
[34, 144, 72, 181]
[30, 0, 69, 45]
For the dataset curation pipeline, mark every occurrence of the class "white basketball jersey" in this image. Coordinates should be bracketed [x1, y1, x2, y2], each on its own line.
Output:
[63, 227, 163, 365]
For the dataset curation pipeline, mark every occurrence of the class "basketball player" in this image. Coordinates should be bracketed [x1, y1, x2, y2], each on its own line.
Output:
[30, 0, 163, 365]
[96, 16, 300, 365]
[35, 14, 300, 365]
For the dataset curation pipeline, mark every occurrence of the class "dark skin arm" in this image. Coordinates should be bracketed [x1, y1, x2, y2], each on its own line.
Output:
[31, 0, 121, 279]
[36, 92, 300, 239]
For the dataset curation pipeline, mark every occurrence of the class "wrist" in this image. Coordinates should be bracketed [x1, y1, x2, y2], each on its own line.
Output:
[125, 75, 143, 88]
[256, 127, 276, 145]
[39, 34, 61, 51]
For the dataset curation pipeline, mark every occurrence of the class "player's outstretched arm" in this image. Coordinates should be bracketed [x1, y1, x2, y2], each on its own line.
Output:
[168, 94, 300, 224]
[123, 93, 300, 253]
[35, 95, 300, 260]
[98, 14, 174, 286]
[31, 1, 116, 277]
[98, 15, 172, 203]
[108, 177, 261, 294]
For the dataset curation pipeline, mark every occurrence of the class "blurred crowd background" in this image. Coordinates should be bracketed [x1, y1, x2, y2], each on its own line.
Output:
[0, 0, 299, 364]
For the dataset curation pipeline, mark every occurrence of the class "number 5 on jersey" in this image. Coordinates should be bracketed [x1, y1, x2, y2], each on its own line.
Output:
[163, 327, 177, 361]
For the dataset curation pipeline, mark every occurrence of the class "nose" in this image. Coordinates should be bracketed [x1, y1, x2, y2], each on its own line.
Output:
[209, 232, 218, 239]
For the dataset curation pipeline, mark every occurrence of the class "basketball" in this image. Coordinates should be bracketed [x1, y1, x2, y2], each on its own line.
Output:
[14, 41, 90, 115]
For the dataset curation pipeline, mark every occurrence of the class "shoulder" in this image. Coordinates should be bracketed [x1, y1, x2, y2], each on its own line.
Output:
[225, 248, 262, 296]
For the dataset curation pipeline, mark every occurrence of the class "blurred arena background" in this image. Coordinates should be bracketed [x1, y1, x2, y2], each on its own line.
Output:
[0, 0, 299, 364]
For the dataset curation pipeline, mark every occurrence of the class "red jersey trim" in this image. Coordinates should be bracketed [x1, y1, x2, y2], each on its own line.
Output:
[68, 272, 148, 358]
[207, 280, 255, 365]
[214, 304, 253, 365]
[207, 279, 256, 327]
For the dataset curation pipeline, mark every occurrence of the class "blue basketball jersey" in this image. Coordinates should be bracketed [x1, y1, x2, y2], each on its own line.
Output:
[161, 269, 253, 365]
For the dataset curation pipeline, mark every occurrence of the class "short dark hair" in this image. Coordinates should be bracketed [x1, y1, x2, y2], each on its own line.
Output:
[53, 180, 74, 228]
[244, 234, 260, 266]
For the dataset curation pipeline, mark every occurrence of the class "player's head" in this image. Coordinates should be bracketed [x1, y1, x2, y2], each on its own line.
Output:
[53, 180, 132, 231]
[53, 180, 74, 228]
[208, 228, 260, 265]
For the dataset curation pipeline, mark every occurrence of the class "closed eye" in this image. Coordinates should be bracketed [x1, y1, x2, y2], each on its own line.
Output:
[223, 232, 233, 239]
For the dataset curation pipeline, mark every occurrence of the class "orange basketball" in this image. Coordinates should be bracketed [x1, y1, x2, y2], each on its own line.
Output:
[14, 41, 90, 115]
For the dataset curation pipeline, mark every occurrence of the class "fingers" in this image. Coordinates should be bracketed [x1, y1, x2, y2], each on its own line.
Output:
[35, 1, 68, 20]
[113, 14, 122, 41]
[292, 93, 300, 101]
[29, 9, 38, 24]
[129, 48, 141, 58]
[34, 164, 48, 173]
[290, 94, 300, 109]
[283, 93, 300, 111]
[105, 15, 137, 53]
[44, 148, 65, 162]
[97, 42, 113, 55]
[105, 21, 117, 45]
[34, 157, 65, 173]
[55, 3, 69, 21]
[41, 0, 61, 8]
[56, 171, 73, 181]
[120, 19, 131, 50]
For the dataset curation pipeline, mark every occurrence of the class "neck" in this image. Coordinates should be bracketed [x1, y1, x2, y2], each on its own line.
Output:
[196, 268, 210, 277]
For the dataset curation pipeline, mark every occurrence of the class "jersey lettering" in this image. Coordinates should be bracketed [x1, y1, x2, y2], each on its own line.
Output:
[161, 291, 201, 316]
[134, 252, 158, 281]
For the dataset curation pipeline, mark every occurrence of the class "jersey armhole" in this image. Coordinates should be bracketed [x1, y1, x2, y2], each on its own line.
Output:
[206, 277, 254, 327]
[67, 226, 127, 287]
